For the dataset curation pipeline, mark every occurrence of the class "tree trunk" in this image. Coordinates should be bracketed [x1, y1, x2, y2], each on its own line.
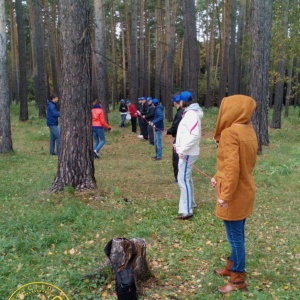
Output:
[234, 0, 246, 94]
[0, 0, 13, 153]
[128, 0, 138, 103]
[110, 0, 118, 107]
[30, 0, 47, 118]
[228, 0, 237, 96]
[138, 0, 145, 98]
[105, 238, 152, 282]
[218, 0, 231, 106]
[154, 0, 163, 99]
[164, 0, 178, 121]
[182, 0, 199, 100]
[284, 57, 293, 118]
[271, 0, 289, 129]
[50, 0, 96, 192]
[121, 27, 127, 99]
[250, 0, 272, 153]
[9, 0, 19, 103]
[94, 0, 109, 115]
[15, 0, 28, 121]
[47, 0, 59, 94]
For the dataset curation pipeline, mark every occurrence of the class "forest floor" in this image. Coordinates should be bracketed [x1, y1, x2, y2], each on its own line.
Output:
[1, 103, 300, 299]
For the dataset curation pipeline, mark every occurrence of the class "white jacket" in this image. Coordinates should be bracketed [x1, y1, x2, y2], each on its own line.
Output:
[175, 103, 204, 156]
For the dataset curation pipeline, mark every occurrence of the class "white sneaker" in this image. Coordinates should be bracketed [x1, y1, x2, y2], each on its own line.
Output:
[137, 135, 143, 139]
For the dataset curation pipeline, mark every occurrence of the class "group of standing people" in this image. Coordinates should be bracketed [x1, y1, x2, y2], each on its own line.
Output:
[46, 91, 258, 295]
[166, 92, 258, 295]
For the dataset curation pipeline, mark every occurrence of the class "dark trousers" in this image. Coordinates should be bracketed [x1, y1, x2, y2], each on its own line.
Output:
[131, 117, 137, 133]
[147, 124, 154, 145]
[172, 145, 179, 180]
[140, 120, 148, 140]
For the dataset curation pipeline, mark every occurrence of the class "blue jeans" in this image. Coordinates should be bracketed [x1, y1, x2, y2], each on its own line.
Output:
[120, 114, 126, 127]
[154, 131, 162, 159]
[224, 219, 246, 273]
[93, 127, 106, 152]
[49, 126, 60, 155]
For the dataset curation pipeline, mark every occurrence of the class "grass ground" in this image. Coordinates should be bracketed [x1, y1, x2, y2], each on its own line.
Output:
[0, 103, 299, 299]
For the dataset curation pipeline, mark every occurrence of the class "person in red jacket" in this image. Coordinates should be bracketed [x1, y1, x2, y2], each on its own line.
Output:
[91, 100, 111, 158]
[127, 100, 137, 134]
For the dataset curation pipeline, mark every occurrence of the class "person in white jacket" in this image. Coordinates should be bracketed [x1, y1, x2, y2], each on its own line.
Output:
[175, 91, 204, 219]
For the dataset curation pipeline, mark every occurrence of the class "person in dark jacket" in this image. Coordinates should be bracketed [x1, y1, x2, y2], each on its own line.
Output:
[149, 99, 164, 160]
[166, 94, 184, 183]
[143, 97, 155, 145]
[119, 99, 128, 128]
[46, 94, 60, 155]
[137, 97, 148, 140]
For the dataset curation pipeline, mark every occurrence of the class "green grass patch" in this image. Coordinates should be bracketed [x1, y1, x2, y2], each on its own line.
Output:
[0, 103, 299, 299]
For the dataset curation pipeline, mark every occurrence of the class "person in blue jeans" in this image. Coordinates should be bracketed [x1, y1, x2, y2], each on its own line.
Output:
[91, 100, 111, 158]
[149, 99, 164, 161]
[46, 94, 60, 155]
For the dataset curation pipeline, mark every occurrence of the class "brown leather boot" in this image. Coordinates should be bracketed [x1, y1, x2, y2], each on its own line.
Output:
[218, 271, 247, 294]
[214, 258, 233, 277]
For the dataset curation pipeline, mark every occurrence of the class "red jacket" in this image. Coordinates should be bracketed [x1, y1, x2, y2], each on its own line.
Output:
[91, 105, 110, 129]
[128, 103, 137, 118]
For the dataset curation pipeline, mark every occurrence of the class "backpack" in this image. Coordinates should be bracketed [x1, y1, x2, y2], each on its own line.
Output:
[104, 239, 138, 300]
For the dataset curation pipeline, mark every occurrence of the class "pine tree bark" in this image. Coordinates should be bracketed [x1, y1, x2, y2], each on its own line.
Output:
[15, 0, 28, 121]
[284, 58, 293, 118]
[110, 0, 118, 107]
[29, 0, 47, 118]
[50, 0, 96, 192]
[0, 0, 13, 153]
[228, 0, 237, 95]
[182, 0, 199, 100]
[250, 0, 272, 153]
[138, 0, 145, 98]
[164, 0, 178, 121]
[271, 0, 289, 129]
[94, 0, 109, 114]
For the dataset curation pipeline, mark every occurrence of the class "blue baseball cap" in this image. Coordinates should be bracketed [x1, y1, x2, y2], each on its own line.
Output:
[171, 94, 181, 103]
[180, 91, 192, 102]
[152, 99, 159, 106]
[126, 100, 131, 103]
[147, 97, 152, 101]
[120, 99, 125, 103]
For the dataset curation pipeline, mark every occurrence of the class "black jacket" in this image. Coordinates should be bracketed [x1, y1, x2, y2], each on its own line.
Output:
[166, 107, 184, 138]
[144, 105, 155, 121]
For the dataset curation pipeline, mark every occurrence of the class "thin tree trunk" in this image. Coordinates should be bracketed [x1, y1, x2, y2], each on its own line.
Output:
[138, 0, 145, 97]
[15, 0, 28, 121]
[164, 0, 178, 121]
[228, 0, 237, 95]
[128, 0, 138, 103]
[154, 0, 163, 99]
[234, 0, 246, 94]
[94, 0, 109, 114]
[30, 0, 47, 118]
[0, 0, 13, 152]
[284, 57, 293, 118]
[121, 27, 127, 99]
[50, 0, 96, 192]
[110, 0, 118, 108]
[218, 0, 232, 106]
[250, 0, 272, 153]
[271, 0, 289, 129]
[47, 0, 58, 94]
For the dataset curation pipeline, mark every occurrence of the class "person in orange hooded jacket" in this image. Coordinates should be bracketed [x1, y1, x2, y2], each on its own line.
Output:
[211, 95, 258, 294]
[92, 100, 111, 158]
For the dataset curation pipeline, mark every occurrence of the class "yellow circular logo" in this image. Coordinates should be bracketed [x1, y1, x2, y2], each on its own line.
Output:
[9, 282, 70, 299]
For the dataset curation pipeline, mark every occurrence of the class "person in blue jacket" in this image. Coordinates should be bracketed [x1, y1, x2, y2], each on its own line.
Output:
[149, 99, 164, 161]
[46, 94, 60, 155]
